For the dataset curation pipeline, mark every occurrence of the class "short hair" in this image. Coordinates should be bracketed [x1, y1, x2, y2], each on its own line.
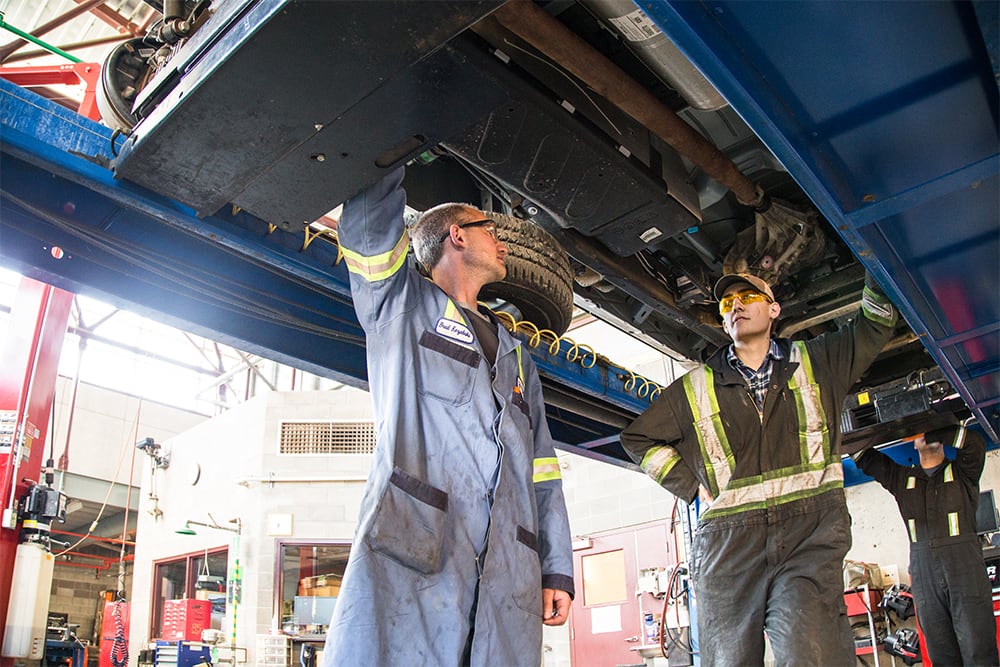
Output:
[411, 203, 475, 271]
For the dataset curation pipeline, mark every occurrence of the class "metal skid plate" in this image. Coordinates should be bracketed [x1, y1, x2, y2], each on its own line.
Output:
[441, 35, 700, 257]
[112, 0, 507, 223]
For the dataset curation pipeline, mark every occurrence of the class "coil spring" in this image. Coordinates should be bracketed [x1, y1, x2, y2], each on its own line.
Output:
[492, 310, 663, 402]
[283, 229, 663, 402]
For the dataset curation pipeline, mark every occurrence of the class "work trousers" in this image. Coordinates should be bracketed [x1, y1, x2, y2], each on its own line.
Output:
[910, 540, 999, 666]
[691, 490, 855, 667]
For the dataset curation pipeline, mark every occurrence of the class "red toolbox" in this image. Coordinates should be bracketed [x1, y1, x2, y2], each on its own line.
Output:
[161, 598, 211, 641]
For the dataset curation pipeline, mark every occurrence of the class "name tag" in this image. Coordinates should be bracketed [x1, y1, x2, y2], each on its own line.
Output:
[435, 318, 474, 345]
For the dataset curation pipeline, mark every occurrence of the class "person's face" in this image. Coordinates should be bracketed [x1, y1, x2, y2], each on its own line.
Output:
[720, 282, 780, 341]
[449, 210, 507, 281]
[913, 434, 943, 453]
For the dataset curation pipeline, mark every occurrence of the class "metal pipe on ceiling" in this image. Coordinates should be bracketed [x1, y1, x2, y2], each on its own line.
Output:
[583, 0, 727, 111]
[490, 0, 763, 208]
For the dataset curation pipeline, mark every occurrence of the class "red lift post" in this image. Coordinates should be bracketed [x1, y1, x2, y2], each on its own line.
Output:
[0, 278, 72, 657]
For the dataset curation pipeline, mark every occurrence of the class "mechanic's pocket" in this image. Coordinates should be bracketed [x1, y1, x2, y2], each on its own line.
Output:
[511, 525, 543, 616]
[367, 467, 449, 575]
[416, 331, 479, 406]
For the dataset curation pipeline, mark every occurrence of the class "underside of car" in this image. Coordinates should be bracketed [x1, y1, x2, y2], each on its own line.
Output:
[74, 0, 998, 448]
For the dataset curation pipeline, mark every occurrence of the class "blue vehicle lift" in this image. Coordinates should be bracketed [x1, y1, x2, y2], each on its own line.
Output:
[1, 0, 997, 466]
[640, 0, 999, 443]
[0, 77, 648, 465]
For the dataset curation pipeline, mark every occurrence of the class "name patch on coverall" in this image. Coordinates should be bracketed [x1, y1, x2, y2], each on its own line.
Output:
[435, 318, 474, 345]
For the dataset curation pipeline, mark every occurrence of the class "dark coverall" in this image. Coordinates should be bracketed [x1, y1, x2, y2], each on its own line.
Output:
[621, 278, 898, 666]
[857, 432, 999, 666]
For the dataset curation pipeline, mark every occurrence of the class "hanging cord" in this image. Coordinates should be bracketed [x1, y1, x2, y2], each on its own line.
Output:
[110, 595, 128, 667]
[53, 400, 140, 556]
[659, 561, 696, 657]
[109, 400, 142, 667]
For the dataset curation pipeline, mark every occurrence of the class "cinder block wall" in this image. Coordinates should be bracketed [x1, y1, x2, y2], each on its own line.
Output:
[48, 567, 132, 646]
[129, 389, 373, 666]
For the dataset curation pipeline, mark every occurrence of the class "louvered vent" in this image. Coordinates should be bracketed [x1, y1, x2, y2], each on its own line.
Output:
[279, 421, 376, 455]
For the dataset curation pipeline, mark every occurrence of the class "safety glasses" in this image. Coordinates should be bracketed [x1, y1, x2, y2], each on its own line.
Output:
[719, 289, 773, 314]
[438, 219, 497, 244]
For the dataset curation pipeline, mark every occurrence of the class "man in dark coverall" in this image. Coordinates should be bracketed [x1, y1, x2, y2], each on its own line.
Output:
[321, 166, 574, 667]
[621, 271, 898, 666]
[855, 424, 999, 666]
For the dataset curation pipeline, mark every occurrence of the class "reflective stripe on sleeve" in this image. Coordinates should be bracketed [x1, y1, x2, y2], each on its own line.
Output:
[341, 231, 410, 282]
[640, 445, 682, 485]
[906, 476, 916, 490]
[861, 285, 897, 327]
[533, 457, 562, 483]
[908, 518, 917, 542]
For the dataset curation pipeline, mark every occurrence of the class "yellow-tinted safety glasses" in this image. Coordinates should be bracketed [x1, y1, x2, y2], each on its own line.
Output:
[719, 289, 773, 314]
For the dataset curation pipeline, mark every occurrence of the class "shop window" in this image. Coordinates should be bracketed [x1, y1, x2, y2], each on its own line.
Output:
[151, 548, 228, 639]
[276, 542, 351, 639]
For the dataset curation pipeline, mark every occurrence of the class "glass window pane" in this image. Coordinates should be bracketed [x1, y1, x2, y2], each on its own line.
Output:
[193, 550, 229, 630]
[278, 544, 351, 638]
[582, 549, 627, 606]
[152, 560, 189, 638]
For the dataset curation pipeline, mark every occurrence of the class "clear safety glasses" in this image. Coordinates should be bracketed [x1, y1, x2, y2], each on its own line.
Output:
[718, 289, 773, 314]
[438, 219, 497, 244]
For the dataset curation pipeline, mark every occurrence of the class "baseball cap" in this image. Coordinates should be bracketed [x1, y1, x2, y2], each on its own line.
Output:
[713, 273, 775, 302]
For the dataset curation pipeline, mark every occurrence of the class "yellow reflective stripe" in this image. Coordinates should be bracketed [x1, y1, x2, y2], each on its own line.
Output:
[701, 461, 843, 519]
[341, 231, 410, 282]
[533, 457, 561, 483]
[684, 369, 734, 497]
[641, 445, 682, 485]
[943, 464, 953, 483]
[948, 512, 960, 536]
[693, 342, 839, 519]
[908, 518, 917, 542]
[787, 342, 830, 465]
[515, 345, 524, 381]
[444, 299, 467, 324]
[906, 476, 916, 489]
[861, 285, 897, 327]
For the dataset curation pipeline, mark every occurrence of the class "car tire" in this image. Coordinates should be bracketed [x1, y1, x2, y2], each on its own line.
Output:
[481, 213, 574, 336]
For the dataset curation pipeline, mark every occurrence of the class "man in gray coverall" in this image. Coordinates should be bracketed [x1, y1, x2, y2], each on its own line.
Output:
[621, 271, 898, 666]
[321, 166, 574, 667]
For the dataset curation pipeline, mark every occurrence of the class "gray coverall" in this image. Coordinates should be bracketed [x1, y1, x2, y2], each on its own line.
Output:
[621, 279, 897, 666]
[321, 167, 574, 667]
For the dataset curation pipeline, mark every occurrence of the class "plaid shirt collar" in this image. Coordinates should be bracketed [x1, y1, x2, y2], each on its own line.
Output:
[727, 339, 784, 412]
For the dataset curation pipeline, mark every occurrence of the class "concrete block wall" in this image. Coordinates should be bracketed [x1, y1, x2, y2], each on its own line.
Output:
[128, 389, 374, 666]
[48, 567, 132, 646]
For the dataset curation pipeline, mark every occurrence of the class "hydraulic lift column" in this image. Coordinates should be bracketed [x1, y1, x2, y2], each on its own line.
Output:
[0, 277, 72, 658]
